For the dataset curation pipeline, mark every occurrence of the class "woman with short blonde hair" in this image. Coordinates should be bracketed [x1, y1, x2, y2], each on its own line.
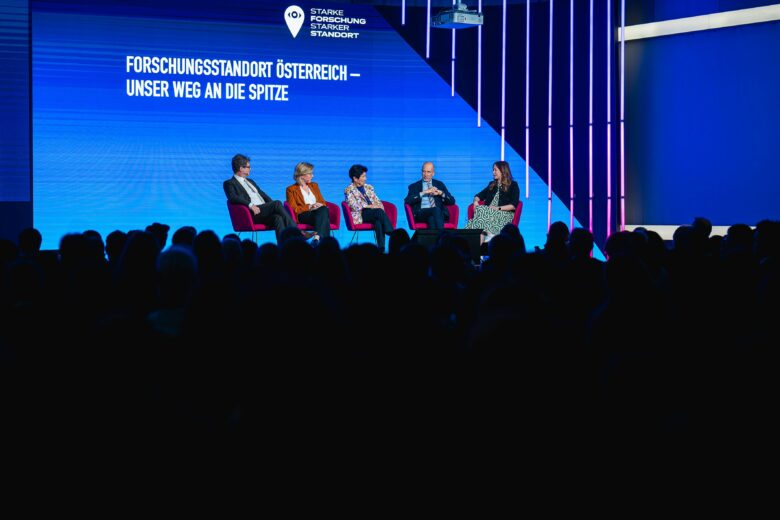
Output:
[286, 162, 331, 242]
[293, 161, 314, 181]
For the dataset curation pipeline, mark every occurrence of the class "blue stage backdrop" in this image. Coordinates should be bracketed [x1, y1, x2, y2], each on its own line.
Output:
[0, 0, 30, 203]
[626, 16, 780, 226]
[32, 0, 585, 251]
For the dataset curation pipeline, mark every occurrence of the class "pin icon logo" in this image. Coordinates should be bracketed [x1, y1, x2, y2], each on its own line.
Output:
[285, 5, 304, 38]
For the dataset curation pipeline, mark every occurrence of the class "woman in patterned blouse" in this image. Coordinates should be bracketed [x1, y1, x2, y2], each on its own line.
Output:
[344, 164, 394, 252]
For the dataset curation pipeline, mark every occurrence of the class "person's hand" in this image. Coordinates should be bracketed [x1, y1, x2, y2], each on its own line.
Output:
[473, 198, 480, 205]
[250, 205, 260, 215]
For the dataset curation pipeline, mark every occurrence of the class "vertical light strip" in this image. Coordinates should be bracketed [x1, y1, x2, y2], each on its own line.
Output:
[588, 0, 594, 233]
[501, 0, 507, 160]
[547, 0, 554, 229]
[620, 0, 626, 231]
[452, 1, 456, 97]
[525, 0, 530, 198]
[426, 0, 431, 59]
[402, 0, 406, 25]
[569, 0, 574, 230]
[478, 0, 482, 127]
[606, 0, 612, 237]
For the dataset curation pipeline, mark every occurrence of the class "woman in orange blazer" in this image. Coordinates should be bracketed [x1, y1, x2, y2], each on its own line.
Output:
[285, 162, 332, 241]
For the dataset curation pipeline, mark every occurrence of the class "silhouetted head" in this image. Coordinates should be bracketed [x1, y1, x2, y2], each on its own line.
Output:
[388, 228, 410, 255]
[569, 228, 594, 258]
[172, 226, 197, 247]
[692, 217, 712, 239]
[146, 222, 170, 251]
[18, 227, 42, 256]
[105, 230, 128, 263]
[547, 221, 570, 246]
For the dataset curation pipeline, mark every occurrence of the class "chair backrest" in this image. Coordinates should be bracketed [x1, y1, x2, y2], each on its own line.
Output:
[446, 204, 460, 228]
[325, 201, 342, 229]
[404, 203, 460, 229]
[283, 201, 300, 224]
[467, 200, 523, 226]
[341, 200, 397, 230]
[382, 201, 398, 228]
[227, 201, 254, 232]
[341, 201, 357, 231]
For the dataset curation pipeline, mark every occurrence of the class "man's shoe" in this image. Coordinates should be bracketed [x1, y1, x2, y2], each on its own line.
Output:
[302, 231, 316, 239]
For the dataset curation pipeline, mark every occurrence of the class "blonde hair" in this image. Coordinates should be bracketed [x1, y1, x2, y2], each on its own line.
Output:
[293, 161, 314, 181]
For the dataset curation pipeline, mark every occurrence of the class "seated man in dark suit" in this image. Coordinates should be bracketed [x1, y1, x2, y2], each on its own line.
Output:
[404, 161, 456, 230]
[223, 153, 295, 243]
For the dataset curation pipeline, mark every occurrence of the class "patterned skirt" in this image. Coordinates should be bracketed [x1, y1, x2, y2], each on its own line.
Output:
[465, 191, 514, 235]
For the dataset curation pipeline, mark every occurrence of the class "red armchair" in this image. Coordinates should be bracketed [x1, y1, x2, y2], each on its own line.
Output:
[226, 201, 275, 242]
[283, 201, 341, 233]
[403, 203, 460, 230]
[341, 201, 398, 245]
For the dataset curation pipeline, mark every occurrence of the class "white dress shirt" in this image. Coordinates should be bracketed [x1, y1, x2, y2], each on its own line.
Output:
[301, 185, 317, 205]
[235, 174, 265, 206]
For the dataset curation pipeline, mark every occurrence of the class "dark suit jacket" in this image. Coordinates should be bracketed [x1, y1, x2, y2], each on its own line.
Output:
[223, 176, 274, 208]
[404, 179, 455, 218]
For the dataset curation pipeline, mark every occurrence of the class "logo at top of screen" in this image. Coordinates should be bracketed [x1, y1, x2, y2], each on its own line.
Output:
[285, 5, 305, 38]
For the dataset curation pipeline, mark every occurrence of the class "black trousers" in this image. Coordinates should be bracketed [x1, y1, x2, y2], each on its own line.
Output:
[415, 206, 445, 230]
[253, 200, 295, 242]
[298, 206, 331, 238]
[361, 207, 394, 250]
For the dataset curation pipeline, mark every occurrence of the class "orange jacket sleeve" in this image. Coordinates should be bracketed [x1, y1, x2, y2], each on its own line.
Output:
[285, 184, 306, 217]
[286, 182, 327, 217]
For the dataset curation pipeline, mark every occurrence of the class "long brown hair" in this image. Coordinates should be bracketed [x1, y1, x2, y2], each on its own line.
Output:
[488, 160, 513, 192]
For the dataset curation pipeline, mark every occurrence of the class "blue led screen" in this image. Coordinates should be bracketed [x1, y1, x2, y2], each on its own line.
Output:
[0, 0, 30, 202]
[32, 0, 582, 250]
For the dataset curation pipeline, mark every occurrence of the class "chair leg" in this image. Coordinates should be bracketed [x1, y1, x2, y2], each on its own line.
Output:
[350, 231, 359, 244]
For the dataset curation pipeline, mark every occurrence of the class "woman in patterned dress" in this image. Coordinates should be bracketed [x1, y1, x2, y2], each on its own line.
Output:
[465, 161, 520, 243]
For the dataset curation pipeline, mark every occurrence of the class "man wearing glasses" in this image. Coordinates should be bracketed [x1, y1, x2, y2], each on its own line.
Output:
[224, 153, 295, 243]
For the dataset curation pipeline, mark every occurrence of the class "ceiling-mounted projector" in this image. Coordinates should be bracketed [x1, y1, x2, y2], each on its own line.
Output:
[431, 2, 483, 29]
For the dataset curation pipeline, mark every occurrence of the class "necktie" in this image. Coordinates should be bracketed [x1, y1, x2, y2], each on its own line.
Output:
[427, 181, 436, 208]
[245, 181, 264, 204]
